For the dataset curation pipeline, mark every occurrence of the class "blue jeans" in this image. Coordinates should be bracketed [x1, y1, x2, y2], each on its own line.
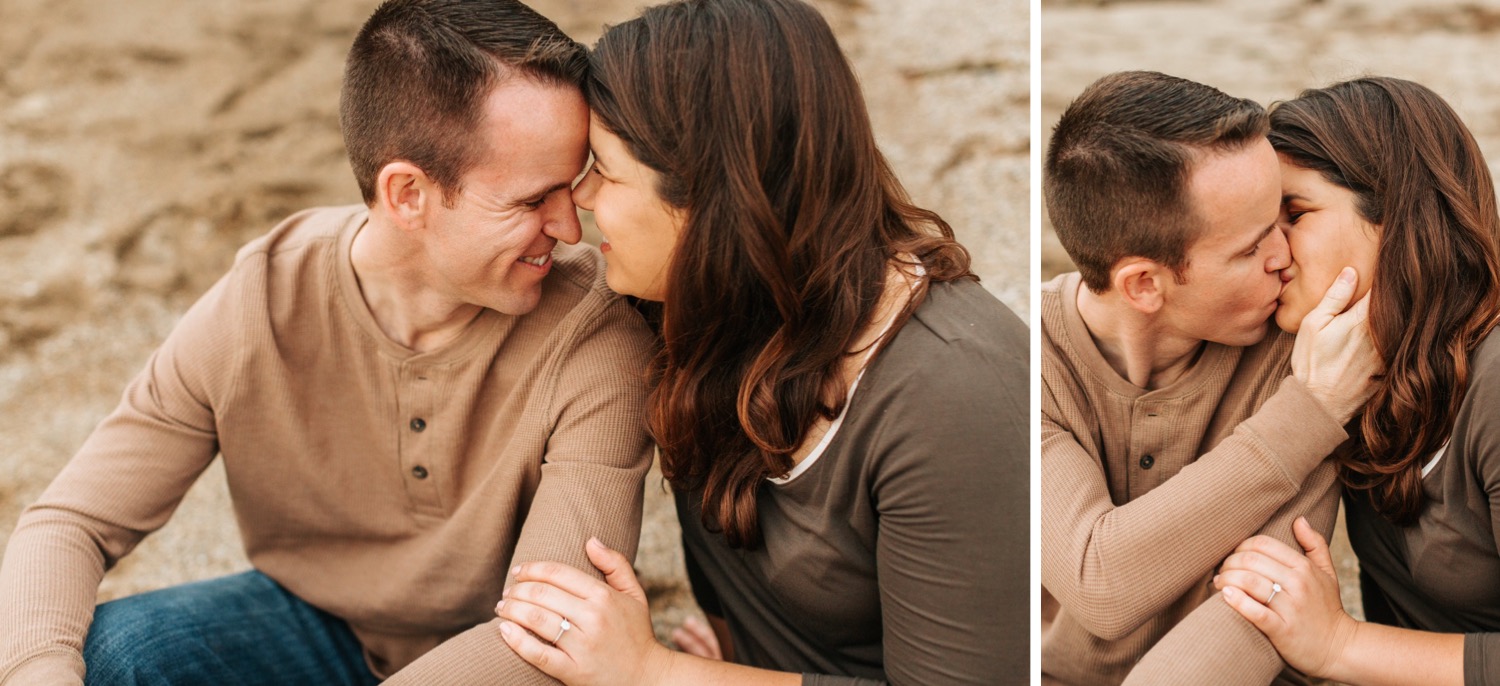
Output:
[83, 570, 380, 686]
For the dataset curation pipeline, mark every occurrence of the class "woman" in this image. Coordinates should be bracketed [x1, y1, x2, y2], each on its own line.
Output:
[489, 0, 1028, 684]
[1213, 77, 1500, 685]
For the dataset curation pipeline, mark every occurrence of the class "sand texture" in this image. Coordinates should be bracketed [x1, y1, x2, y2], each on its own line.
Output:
[0, 0, 1028, 648]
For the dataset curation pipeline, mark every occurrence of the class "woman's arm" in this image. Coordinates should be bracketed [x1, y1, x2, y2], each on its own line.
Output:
[1217, 517, 1464, 686]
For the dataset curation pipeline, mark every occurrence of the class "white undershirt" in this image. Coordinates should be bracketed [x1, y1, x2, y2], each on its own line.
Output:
[1422, 441, 1449, 479]
[768, 265, 926, 485]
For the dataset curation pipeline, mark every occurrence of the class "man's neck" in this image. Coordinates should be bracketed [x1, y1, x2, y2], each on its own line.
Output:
[349, 214, 483, 354]
[1075, 285, 1205, 390]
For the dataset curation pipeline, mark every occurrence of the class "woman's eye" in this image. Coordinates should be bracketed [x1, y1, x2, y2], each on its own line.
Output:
[1286, 211, 1306, 225]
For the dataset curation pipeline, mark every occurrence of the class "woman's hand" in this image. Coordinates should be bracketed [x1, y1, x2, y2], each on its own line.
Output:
[1292, 267, 1382, 424]
[1214, 516, 1360, 679]
[496, 537, 674, 686]
[670, 615, 723, 661]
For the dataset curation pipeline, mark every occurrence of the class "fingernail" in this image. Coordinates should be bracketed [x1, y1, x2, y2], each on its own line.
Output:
[511, 565, 520, 575]
[1338, 267, 1356, 284]
[587, 536, 604, 550]
[496, 600, 505, 612]
[500, 621, 515, 638]
[1223, 587, 1237, 599]
[1212, 575, 1220, 586]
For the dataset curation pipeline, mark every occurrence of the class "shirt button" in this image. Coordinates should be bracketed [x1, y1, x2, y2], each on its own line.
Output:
[1139, 454, 1155, 469]
[410, 418, 426, 432]
[412, 466, 429, 479]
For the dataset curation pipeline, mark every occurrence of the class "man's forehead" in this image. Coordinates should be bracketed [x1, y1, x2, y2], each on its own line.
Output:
[467, 78, 589, 193]
[1184, 139, 1281, 247]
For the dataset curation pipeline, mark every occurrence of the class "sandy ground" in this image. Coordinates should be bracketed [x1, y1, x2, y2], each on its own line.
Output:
[0, 0, 1028, 651]
[1043, 0, 1500, 657]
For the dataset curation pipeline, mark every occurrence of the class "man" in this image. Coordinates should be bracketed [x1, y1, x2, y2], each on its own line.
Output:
[1040, 71, 1380, 685]
[0, 1, 654, 684]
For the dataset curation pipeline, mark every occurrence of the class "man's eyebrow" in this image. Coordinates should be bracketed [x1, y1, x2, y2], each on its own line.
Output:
[1240, 222, 1277, 254]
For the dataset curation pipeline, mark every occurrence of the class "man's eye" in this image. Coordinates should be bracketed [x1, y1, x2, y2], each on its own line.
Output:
[524, 197, 546, 210]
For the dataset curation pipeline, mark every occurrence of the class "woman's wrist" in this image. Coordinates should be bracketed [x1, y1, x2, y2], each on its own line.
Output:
[1319, 614, 1364, 682]
[638, 641, 678, 686]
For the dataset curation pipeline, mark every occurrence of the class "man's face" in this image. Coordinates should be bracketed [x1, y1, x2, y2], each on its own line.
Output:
[422, 78, 590, 315]
[1159, 138, 1290, 346]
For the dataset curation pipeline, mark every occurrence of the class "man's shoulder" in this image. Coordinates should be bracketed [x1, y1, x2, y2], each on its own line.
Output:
[529, 242, 653, 354]
[531, 242, 622, 325]
[1039, 272, 1076, 336]
[546, 241, 609, 299]
[233, 204, 364, 267]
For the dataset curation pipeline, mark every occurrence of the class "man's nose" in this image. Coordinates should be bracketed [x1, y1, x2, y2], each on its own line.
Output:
[1266, 225, 1291, 271]
[571, 169, 597, 212]
[545, 193, 582, 245]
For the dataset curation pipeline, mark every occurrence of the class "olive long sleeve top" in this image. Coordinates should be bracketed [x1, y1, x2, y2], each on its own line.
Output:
[679, 278, 1030, 685]
[1345, 329, 1500, 686]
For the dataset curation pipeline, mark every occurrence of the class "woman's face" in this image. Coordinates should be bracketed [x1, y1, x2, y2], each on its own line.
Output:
[571, 114, 686, 301]
[1273, 155, 1381, 333]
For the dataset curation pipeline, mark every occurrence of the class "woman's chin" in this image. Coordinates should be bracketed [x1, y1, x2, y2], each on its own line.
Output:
[1273, 305, 1304, 334]
[604, 273, 663, 302]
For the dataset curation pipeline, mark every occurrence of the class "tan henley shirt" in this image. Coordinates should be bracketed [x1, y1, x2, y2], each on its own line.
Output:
[1041, 272, 1346, 685]
[0, 205, 656, 684]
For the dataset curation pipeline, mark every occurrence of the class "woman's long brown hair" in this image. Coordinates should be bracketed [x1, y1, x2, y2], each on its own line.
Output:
[587, 0, 973, 547]
[1269, 77, 1500, 525]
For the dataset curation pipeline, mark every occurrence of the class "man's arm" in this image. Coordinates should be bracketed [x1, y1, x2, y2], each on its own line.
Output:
[1040, 376, 1346, 641]
[384, 292, 656, 685]
[0, 274, 239, 684]
[1120, 460, 1341, 685]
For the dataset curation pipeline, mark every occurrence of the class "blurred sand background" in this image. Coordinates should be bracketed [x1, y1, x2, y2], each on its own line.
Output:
[0, 0, 1028, 647]
[1043, 0, 1500, 649]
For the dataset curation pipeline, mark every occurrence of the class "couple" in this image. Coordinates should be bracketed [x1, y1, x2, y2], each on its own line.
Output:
[0, 0, 1028, 684]
[1042, 71, 1500, 684]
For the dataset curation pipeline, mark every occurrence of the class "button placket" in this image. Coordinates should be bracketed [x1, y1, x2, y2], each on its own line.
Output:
[399, 365, 443, 517]
[1130, 400, 1168, 496]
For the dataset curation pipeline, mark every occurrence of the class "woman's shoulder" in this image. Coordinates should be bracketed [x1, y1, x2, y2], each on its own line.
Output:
[904, 277, 1028, 357]
[854, 278, 1028, 451]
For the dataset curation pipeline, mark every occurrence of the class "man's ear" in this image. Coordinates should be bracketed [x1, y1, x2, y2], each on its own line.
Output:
[1113, 258, 1169, 315]
[375, 161, 437, 233]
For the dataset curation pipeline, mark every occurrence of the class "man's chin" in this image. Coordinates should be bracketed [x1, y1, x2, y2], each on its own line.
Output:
[1203, 320, 1269, 348]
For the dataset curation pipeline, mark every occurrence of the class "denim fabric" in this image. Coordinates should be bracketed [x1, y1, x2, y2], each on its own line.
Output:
[83, 570, 379, 686]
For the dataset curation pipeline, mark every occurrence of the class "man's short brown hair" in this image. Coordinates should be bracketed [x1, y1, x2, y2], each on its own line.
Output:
[340, 0, 588, 205]
[1044, 71, 1268, 292]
